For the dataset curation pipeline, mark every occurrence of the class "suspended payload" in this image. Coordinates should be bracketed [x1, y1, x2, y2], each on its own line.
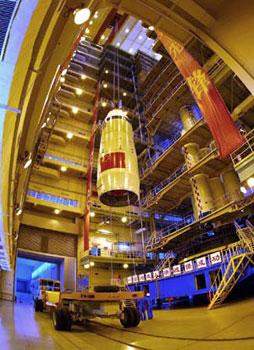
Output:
[97, 108, 140, 207]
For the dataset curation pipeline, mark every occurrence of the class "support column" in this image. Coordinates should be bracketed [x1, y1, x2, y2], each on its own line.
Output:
[209, 177, 226, 209]
[0, 270, 14, 301]
[191, 173, 214, 218]
[182, 142, 200, 169]
[180, 105, 197, 134]
[222, 169, 242, 202]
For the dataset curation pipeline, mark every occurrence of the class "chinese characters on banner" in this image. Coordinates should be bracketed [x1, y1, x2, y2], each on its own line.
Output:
[210, 251, 222, 264]
[156, 31, 245, 159]
[196, 256, 207, 269]
[139, 274, 145, 282]
[184, 260, 194, 272]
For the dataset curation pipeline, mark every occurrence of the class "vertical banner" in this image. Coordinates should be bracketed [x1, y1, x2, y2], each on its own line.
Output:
[156, 31, 245, 159]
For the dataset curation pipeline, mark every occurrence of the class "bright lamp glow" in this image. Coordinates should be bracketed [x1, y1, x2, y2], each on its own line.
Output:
[24, 154, 32, 169]
[102, 101, 107, 107]
[90, 211, 95, 217]
[81, 74, 87, 80]
[247, 177, 254, 187]
[121, 216, 127, 223]
[73, 8, 91, 25]
[76, 88, 83, 95]
[66, 132, 73, 139]
[123, 263, 129, 269]
[54, 209, 61, 215]
[72, 106, 79, 114]
[16, 208, 22, 216]
[240, 186, 247, 194]
[90, 261, 95, 267]
[148, 25, 154, 31]
[60, 76, 65, 83]
[60, 166, 67, 172]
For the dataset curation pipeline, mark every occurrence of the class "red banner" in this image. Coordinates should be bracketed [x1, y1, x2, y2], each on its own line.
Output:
[156, 31, 245, 159]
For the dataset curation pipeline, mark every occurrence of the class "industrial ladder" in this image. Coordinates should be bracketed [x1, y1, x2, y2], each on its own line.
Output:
[155, 251, 175, 272]
[208, 229, 254, 310]
[235, 220, 254, 252]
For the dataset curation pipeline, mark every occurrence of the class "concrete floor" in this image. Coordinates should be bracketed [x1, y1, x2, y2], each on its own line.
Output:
[0, 299, 254, 350]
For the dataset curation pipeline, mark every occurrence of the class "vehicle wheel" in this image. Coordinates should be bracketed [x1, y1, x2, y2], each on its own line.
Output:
[38, 299, 44, 312]
[52, 309, 65, 331]
[62, 308, 72, 331]
[34, 299, 40, 312]
[130, 307, 140, 327]
[120, 307, 139, 328]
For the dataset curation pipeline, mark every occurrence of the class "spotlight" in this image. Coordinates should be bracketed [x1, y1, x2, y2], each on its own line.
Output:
[72, 106, 79, 114]
[102, 101, 107, 107]
[23, 153, 32, 169]
[85, 28, 90, 34]
[116, 42, 120, 47]
[94, 11, 98, 19]
[81, 74, 87, 80]
[125, 28, 129, 33]
[16, 207, 22, 216]
[89, 20, 93, 25]
[73, 8, 91, 25]
[129, 48, 133, 53]
[105, 69, 109, 74]
[54, 209, 61, 215]
[247, 177, 254, 187]
[62, 68, 67, 76]
[103, 83, 108, 88]
[123, 263, 129, 269]
[90, 211, 95, 217]
[60, 166, 67, 172]
[101, 34, 105, 40]
[66, 132, 73, 139]
[76, 88, 83, 95]
[148, 25, 154, 31]
[60, 76, 65, 83]
[41, 122, 47, 129]
[123, 92, 127, 96]
[121, 216, 127, 223]
[90, 261, 95, 267]
[84, 263, 90, 269]
[240, 186, 247, 194]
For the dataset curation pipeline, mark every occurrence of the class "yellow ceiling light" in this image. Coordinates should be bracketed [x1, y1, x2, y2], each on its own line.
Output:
[240, 186, 247, 194]
[103, 83, 108, 88]
[247, 177, 254, 187]
[85, 28, 90, 34]
[89, 20, 93, 25]
[60, 166, 67, 172]
[41, 122, 47, 129]
[84, 263, 90, 269]
[105, 69, 109, 74]
[102, 101, 107, 107]
[148, 25, 154, 31]
[123, 263, 129, 269]
[90, 261, 95, 267]
[62, 68, 67, 76]
[123, 92, 127, 96]
[54, 209, 61, 215]
[81, 74, 86, 80]
[94, 11, 98, 19]
[66, 132, 73, 139]
[101, 34, 105, 40]
[121, 216, 127, 223]
[76, 88, 83, 95]
[72, 106, 79, 114]
[60, 76, 65, 83]
[89, 211, 95, 217]
[73, 8, 91, 25]
[24, 153, 32, 169]
[16, 207, 22, 216]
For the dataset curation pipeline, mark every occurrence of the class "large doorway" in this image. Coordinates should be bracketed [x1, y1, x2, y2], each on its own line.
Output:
[15, 251, 64, 304]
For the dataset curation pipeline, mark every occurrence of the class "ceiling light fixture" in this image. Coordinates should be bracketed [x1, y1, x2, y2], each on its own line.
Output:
[72, 106, 79, 114]
[138, 35, 143, 40]
[90, 211, 95, 217]
[54, 209, 61, 215]
[89, 20, 93, 25]
[123, 92, 127, 96]
[98, 229, 112, 234]
[240, 186, 247, 194]
[60, 166, 67, 172]
[129, 48, 133, 53]
[121, 216, 127, 223]
[123, 263, 129, 269]
[125, 28, 130, 33]
[94, 11, 98, 19]
[73, 8, 91, 25]
[23, 153, 32, 169]
[16, 207, 22, 216]
[105, 69, 109, 74]
[66, 132, 73, 139]
[101, 34, 105, 40]
[103, 83, 108, 88]
[81, 74, 86, 80]
[85, 28, 90, 34]
[116, 42, 120, 47]
[84, 263, 90, 269]
[60, 76, 65, 83]
[102, 101, 107, 107]
[62, 68, 67, 76]
[76, 88, 83, 95]
[90, 261, 95, 267]
[148, 25, 154, 31]
[41, 122, 47, 129]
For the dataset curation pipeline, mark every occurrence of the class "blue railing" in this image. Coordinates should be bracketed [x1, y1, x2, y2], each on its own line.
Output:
[27, 190, 79, 208]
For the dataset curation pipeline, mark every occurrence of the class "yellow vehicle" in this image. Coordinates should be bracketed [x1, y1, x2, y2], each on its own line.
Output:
[52, 285, 143, 331]
[31, 278, 61, 312]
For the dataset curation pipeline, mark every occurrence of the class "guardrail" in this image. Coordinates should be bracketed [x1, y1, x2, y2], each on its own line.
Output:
[231, 129, 254, 166]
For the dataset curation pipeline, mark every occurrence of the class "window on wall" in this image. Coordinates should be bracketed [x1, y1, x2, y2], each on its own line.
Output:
[27, 190, 79, 208]
[195, 274, 206, 290]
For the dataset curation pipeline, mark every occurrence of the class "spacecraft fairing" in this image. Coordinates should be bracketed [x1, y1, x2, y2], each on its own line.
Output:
[97, 109, 140, 207]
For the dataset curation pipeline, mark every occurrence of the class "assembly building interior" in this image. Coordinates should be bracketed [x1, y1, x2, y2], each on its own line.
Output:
[1, 0, 254, 349]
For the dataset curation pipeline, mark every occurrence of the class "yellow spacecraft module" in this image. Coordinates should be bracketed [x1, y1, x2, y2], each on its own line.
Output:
[97, 108, 140, 207]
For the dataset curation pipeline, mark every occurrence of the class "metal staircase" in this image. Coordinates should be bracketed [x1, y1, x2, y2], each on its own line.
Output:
[208, 222, 254, 310]
[155, 251, 175, 272]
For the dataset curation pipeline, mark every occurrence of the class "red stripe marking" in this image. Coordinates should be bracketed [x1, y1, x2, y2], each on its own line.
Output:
[100, 152, 125, 172]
